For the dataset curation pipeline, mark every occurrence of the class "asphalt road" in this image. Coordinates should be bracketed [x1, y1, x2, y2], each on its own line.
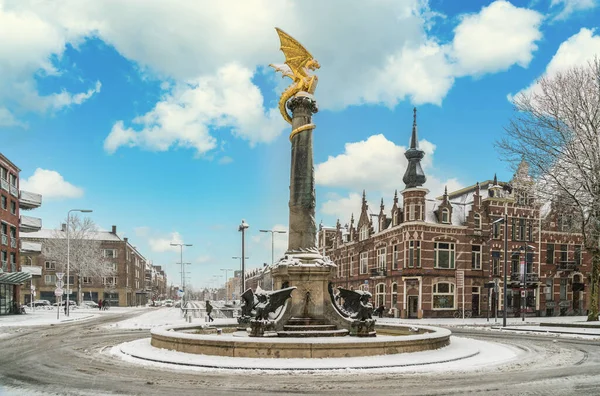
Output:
[1, 312, 599, 396]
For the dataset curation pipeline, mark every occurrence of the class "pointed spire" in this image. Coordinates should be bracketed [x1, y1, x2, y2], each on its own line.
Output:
[493, 173, 498, 186]
[403, 108, 427, 188]
[444, 186, 448, 196]
[380, 198, 384, 208]
[350, 213, 354, 224]
[409, 107, 419, 150]
[393, 190, 398, 204]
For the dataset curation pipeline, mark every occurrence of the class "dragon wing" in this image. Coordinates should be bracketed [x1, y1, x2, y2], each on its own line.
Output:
[274, 27, 314, 78]
[241, 288, 257, 307]
[265, 286, 296, 315]
[269, 63, 293, 78]
[337, 287, 362, 312]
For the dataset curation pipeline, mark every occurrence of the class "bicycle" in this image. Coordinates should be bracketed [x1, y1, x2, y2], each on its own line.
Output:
[453, 309, 472, 319]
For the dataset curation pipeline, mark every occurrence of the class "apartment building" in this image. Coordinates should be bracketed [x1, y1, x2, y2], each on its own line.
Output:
[0, 153, 42, 315]
[20, 225, 151, 307]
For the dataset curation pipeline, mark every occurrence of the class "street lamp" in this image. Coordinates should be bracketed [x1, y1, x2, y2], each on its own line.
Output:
[259, 229, 287, 265]
[238, 219, 249, 296]
[221, 268, 234, 303]
[66, 209, 93, 317]
[170, 243, 192, 306]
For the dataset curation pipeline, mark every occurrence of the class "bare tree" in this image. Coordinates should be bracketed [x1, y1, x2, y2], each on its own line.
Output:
[44, 215, 116, 304]
[497, 58, 600, 321]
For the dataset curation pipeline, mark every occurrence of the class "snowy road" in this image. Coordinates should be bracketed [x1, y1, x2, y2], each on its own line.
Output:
[0, 311, 599, 396]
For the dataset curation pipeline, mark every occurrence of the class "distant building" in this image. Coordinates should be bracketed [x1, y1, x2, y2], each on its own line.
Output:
[320, 110, 592, 319]
[20, 225, 151, 307]
[0, 153, 43, 315]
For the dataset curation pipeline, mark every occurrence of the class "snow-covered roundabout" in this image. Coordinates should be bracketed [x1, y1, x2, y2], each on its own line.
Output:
[110, 322, 523, 372]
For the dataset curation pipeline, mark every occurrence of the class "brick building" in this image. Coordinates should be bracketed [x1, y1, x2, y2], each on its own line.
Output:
[20, 225, 154, 307]
[0, 153, 43, 315]
[320, 110, 593, 319]
[145, 263, 168, 302]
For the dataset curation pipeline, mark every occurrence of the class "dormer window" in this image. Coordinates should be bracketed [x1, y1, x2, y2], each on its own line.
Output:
[441, 208, 450, 224]
[474, 213, 481, 229]
[359, 225, 369, 241]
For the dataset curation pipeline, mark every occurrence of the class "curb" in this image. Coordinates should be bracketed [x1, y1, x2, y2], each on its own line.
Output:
[116, 338, 480, 371]
[498, 327, 600, 337]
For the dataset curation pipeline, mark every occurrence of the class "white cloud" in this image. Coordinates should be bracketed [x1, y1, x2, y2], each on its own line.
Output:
[316, 134, 435, 192]
[0, 4, 100, 124]
[550, 0, 597, 21]
[451, 1, 543, 77]
[316, 133, 463, 223]
[20, 168, 84, 199]
[509, 28, 600, 100]
[1, 0, 545, 153]
[218, 156, 233, 165]
[104, 63, 285, 156]
[148, 231, 184, 253]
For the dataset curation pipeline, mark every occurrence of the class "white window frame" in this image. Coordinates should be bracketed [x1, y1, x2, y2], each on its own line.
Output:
[359, 225, 369, 241]
[44, 275, 55, 284]
[474, 213, 481, 229]
[471, 245, 482, 270]
[432, 282, 456, 310]
[83, 276, 92, 284]
[406, 240, 421, 268]
[360, 252, 368, 274]
[408, 204, 415, 221]
[441, 208, 449, 224]
[392, 245, 399, 269]
[103, 249, 118, 259]
[377, 247, 386, 270]
[434, 242, 455, 269]
[45, 260, 56, 270]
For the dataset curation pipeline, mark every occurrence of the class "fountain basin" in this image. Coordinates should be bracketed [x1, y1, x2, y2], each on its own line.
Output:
[150, 322, 450, 358]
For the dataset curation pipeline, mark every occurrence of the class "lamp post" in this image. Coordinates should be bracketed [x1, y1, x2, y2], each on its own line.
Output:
[220, 268, 234, 302]
[259, 229, 287, 265]
[170, 243, 192, 306]
[238, 220, 249, 296]
[66, 209, 93, 317]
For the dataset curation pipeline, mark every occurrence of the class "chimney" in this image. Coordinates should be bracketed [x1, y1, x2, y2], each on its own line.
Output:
[61, 223, 66, 232]
[111, 225, 117, 234]
[124, 237, 128, 243]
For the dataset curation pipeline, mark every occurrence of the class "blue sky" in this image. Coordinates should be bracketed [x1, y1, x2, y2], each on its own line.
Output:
[2, 0, 600, 291]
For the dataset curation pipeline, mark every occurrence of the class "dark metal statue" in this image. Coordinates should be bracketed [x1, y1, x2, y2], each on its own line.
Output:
[254, 287, 296, 320]
[336, 287, 374, 321]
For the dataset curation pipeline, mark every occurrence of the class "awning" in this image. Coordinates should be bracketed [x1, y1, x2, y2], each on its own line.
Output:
[0, 272, 33, 285]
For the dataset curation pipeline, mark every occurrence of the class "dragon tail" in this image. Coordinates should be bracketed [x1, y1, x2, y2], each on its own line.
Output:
[278, 85, 296, 125]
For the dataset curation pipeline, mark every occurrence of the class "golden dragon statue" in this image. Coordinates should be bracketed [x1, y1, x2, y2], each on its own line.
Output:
[269, 27, 320, 141]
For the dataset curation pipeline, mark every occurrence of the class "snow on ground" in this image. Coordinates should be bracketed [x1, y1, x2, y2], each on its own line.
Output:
[377, 315, 593, 327]
[0, 307, 147, 328]
[111, 335, 521, 373]
[103, 307, 229, 330]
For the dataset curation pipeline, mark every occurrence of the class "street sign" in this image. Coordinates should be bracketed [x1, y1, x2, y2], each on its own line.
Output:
[56, 272, 64, 280]
[54, 288, 63, 296]
[521, 290, 526, 298]
[55, 280, 64, 288]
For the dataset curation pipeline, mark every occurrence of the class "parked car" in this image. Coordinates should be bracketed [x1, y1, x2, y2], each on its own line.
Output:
[164, 299, 173, 307]
[29, 300, 51, 308]
[53, 300, 77, 307]
[81, 301, 99, 308]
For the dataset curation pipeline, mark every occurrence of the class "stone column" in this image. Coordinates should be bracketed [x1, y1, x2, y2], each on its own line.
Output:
[287, 93, 318, 253]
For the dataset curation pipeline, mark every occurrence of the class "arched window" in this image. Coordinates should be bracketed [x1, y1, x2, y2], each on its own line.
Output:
[393, 210, 398, 226]
[474, 213, 481, 229]
[359, 284, 368, 292]
[391, 282, 398, 305]
[441, 208, 449, 224]
[432, 282, 455, 309]
[375, 283, 386, 308]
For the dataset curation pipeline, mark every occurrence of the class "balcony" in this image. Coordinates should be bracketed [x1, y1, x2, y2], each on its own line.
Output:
[9, 184, 18, 197]
[20, 241, 42, 254]
[0, 179, 8, 192]
[20, 215, 42, 233]
[510, 273, 540, 283]
[371, 268, 387, 278]
[19, 190, 42, 210]
[557, 261, 578, 272]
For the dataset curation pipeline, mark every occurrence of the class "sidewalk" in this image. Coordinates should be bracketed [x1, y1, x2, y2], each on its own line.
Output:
[377, 315, 593, 328]
[0, 306, 148, 328]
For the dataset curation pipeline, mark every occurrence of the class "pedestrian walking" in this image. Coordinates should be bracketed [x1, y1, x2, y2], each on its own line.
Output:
[206, 300, 214, 322]
[98, 300, 103, 311]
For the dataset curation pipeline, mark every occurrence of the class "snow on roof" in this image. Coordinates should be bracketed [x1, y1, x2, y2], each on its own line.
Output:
[425, 200, 469, 226]
[20, 228, 122, 242]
